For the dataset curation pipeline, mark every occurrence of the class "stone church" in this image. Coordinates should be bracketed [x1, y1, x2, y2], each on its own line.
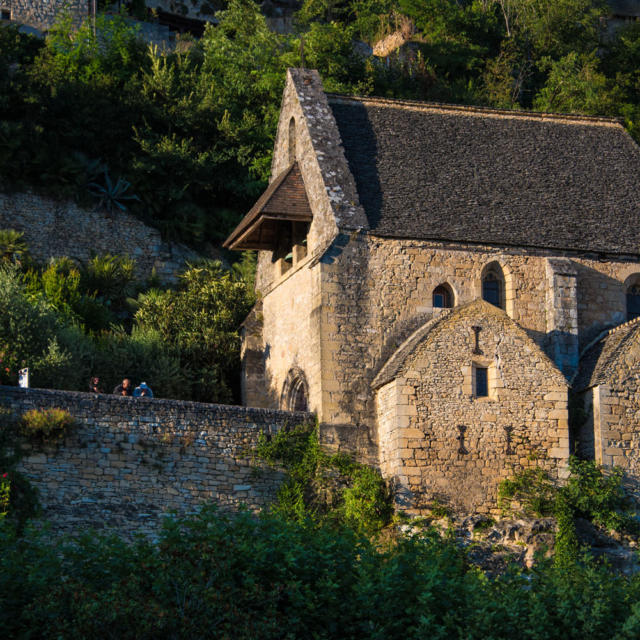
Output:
[225, 68, 640, 513]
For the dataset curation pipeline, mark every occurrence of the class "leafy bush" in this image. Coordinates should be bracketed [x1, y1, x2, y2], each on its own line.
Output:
[255, 423, 393, 534]
[0, 473, 8, 522]
[20, 408, 74, 443]
[0, 229, 29, 266]
[135, 260, 255, 403]
[2, 505, 640, 639]
[562, 457, 638, 533]
[0, 408, 39, 530]
[497, 467, 556, 517]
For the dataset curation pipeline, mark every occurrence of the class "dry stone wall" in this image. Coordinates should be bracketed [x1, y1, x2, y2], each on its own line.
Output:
[0, 386, 312, 538]
[0, 192, 201, 282]
[4, 0, 86, 30]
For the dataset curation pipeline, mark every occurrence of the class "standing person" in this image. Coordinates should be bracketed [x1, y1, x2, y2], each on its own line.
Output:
[133, 381, 154, 398]
[113, 378, 133, 396]
[89, 377, 103, 393]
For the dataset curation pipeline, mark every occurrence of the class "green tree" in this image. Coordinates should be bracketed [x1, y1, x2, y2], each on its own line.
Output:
[135, 261, 255, 402]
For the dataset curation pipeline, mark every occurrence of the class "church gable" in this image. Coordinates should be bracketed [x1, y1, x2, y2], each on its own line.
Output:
[374, 300, 569, 514]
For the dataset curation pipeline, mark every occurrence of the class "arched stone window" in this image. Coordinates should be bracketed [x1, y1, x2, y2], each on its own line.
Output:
[626, 275, 640, 321]
[482, 263, 505, 309]
[432, 283, 453, 309]
[288, 117, 296, 164]
[281, 367, 309, 412]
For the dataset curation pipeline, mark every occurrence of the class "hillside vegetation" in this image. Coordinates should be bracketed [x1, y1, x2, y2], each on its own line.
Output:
[1, 0, 639, 246]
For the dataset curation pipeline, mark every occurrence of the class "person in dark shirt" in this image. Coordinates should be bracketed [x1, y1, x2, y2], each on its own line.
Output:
[113, 378, 133, 396]
[89, 377, 103, 393]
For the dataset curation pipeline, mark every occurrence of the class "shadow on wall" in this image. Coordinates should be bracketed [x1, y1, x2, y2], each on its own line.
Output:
[330, 102, 382, 229]
[574, 262, 627, 348]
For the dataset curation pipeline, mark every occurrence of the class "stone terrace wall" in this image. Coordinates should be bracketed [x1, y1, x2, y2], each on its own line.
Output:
[0, 386, 312, 538]
[5, 0, 86, 31]
[0, 192, 201, 282]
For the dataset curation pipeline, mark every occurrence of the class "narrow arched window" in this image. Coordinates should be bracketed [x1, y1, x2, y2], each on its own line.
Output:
[482, 264, 504, 309]
[627, 282, 640, 321]
[432, 284, 453, 308]
[288, 117, 296, 164]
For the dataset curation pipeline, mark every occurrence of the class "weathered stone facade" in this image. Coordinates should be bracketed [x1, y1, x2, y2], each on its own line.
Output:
[1, 386, 311, 537]
[230, 68, 640, 513]
[0, 191, 201, 281]
[574, 319, 640, 497]
[373, 301, 569, 514]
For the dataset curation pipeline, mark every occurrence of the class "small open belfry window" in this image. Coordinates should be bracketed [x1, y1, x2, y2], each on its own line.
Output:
[222, 163, 312, 276]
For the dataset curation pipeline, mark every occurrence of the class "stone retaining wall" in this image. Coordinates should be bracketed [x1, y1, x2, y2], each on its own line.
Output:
[0, 386, 312, 538]
[0, 191, 201, 282]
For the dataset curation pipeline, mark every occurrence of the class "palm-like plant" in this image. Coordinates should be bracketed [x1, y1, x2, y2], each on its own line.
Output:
[0, 229, 29, 265]
[88, 169, 140, 214]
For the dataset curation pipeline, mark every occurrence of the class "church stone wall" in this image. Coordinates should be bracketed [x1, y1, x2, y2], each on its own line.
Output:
[311, 233, 638, 443]
[375, 303, 569, 514]
[258, 260, 324, 412]
[1, 386, 311, 538]
[0, 192, 200, 282]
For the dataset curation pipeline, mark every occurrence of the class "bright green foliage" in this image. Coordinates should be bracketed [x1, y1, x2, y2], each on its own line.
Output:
[20, 407, 74, 443]
[497, 467, 556, 517]
[0, 266, 63, 386]
[562, 457, 638, 533]
[255, 423, 393, 534]
[533, 52, 623, 115]
[0, 229, 29, 266]
[135, 260, 255, 402]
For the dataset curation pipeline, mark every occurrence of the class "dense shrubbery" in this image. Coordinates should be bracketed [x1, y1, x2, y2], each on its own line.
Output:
[256, 423, 394, 534]
[2, 504, 640, 639]
[0, 236, 255, 402]
[2, 0, 639, 245]
[20, 407, 75, 443]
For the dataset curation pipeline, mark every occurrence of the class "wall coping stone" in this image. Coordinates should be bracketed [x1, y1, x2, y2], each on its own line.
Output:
[0, 385, 314, 423]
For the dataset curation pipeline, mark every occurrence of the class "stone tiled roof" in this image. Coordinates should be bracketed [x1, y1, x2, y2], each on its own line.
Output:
[328, 96, 640, 255]
[223, 162, 312, 250]
[573, 317, 640, 391]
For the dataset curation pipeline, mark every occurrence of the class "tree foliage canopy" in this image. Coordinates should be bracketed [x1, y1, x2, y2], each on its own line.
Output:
[2, 0, 637, 247]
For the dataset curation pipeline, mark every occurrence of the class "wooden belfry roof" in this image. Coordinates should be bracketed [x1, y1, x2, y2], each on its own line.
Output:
[223, 163, 313, 250]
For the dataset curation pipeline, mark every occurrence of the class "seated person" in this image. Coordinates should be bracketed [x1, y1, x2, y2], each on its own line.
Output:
[113, 378, 133, 396]
[133, 381, 154, 398]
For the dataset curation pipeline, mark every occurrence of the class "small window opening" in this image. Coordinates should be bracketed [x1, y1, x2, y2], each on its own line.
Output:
[288, 117, 296, 164]
[482, 268, 504, 308]
[1, 9, 10, 19]
[432, 284, 453, 308]
[474, 366, 488, 398]
[627, 283, 640, 322]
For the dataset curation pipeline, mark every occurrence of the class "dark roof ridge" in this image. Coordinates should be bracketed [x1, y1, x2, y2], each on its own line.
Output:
[327, 93, 626, 129]
[367, 231, 640, 258]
